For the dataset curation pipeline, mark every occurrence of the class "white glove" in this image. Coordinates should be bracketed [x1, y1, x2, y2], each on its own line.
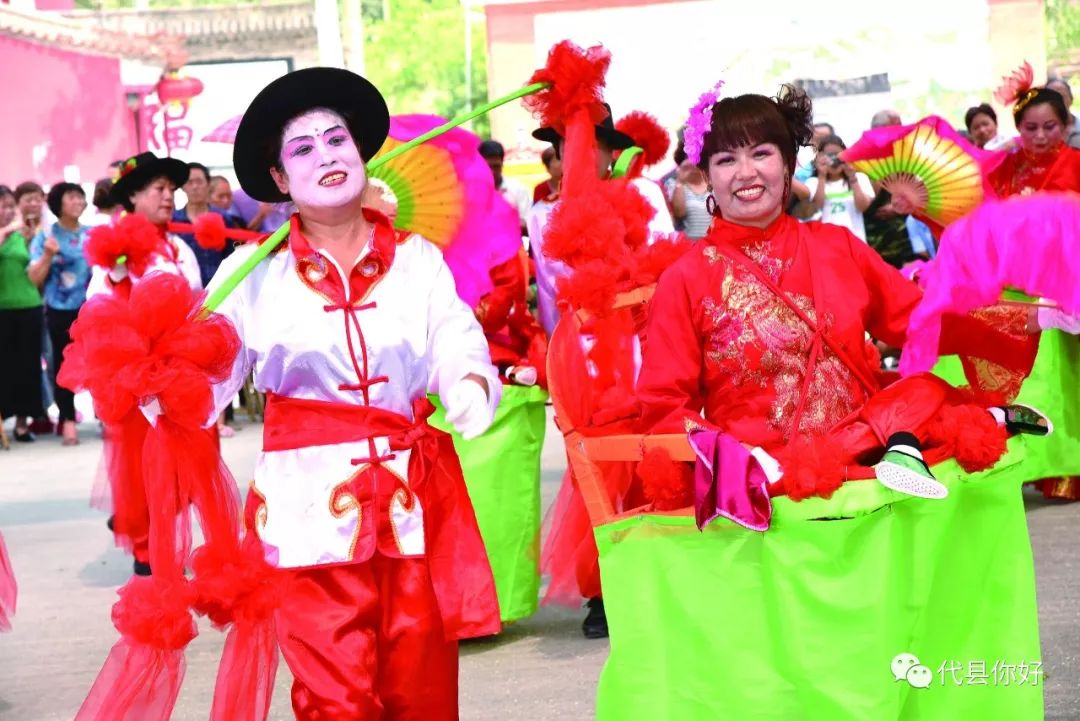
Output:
[108, 264, 129, 283]
[139, 396, 162, 428]
[750, 446, 784, 484]
[443, 379, 493, 440]
[1037, 300, 1080, 335]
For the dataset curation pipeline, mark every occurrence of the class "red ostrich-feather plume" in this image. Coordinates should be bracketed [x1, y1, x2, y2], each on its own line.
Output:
[524, 40, 612, 136]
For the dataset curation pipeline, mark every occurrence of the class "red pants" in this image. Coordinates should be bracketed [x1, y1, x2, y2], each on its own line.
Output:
[276, 554, 459, 721]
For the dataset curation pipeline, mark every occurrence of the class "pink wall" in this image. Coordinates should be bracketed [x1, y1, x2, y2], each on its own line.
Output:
[0, 35, 135, 186]
[34, 0, 75, 9]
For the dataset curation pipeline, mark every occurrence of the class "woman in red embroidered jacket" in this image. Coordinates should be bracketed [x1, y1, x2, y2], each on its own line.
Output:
[637, 84, 1049, 505]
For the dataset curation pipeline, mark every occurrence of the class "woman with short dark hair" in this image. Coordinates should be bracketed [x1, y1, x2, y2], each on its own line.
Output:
[27, 182, 91, 445]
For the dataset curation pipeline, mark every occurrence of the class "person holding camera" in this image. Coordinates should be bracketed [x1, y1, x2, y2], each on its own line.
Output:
[800, 134, 874, 241]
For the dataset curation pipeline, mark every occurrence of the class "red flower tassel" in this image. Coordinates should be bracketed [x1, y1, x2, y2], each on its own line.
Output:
[74, 577, 196, 721]
[84, 214, 162, 276]
[191, 540, 282, 721]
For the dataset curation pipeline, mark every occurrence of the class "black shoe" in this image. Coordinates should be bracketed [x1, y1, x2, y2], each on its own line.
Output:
[13, 429, 34, 443]
[133, 560, 152, 576]
[999, 404, 1053, 437]
[582, 597, 608, 639]
[106, 515, 115, 532]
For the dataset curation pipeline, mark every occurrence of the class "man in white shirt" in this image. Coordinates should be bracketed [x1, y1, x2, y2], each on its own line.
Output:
[526, 105, 675, 337]
[479, 139, 532, 231]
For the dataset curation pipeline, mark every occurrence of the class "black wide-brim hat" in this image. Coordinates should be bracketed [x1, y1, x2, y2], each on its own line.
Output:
[532, 103, 634, 150]
[233, 67, 390, 203]
[108, 152, 190, 211]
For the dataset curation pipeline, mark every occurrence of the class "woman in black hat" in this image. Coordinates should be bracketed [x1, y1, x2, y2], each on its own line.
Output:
[71, 152, 205, 577]
[528, 104, 674, 641]
[193, 67, 501, 719]
[85, 151, 202, 299]
[527, 103, 674, 337]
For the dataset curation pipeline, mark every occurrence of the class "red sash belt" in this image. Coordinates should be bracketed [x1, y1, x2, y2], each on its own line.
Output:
[264, 392, 432, 454]
[260, 392, 501, 640]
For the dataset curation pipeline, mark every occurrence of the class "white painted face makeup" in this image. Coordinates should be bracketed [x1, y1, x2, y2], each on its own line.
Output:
[271, 108, 367, 210]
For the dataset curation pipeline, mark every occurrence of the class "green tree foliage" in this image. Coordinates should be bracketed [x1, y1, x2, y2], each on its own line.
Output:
[363, 0, 489, 136]
[1046, 0, 1080, 63]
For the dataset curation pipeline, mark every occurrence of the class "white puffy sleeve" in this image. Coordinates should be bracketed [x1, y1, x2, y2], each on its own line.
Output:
[203, 244, 258, 423]
[420, 237, 501, 414]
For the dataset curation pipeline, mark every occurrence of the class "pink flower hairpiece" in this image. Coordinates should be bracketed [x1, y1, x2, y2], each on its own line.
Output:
[683, 80, 725, 165]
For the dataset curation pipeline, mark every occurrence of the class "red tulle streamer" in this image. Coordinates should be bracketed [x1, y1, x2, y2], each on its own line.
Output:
[524, 41, 612, 135]
[74, 577, 196, 721]
[63, 273, 283, 721]
[0, 530, 15, 632]
[190, 540, 281, 721]
[211, 620, 279, 721]
[83, 214, 163, 276]
[74, 639, 187, 721]
[616, 111, 671, 169]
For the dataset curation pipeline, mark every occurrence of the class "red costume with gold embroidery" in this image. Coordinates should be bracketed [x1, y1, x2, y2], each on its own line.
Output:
[989, 143, 1080, 198]
[637, 213, 1036, 500]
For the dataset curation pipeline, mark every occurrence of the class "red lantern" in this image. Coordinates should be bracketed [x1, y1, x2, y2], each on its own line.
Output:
[156, 72, 204, 107]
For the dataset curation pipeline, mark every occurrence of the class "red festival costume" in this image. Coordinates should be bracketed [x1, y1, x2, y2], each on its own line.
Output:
[638, 214, 1037, 491]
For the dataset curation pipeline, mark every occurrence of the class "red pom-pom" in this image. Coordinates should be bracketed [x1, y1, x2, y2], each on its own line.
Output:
[84, 224, 125, 270]
[58, 273, 240, 427]
[925, 403, 1008, 473]
[525, 41, 611, 133]
[774, 435, 848, 501]
[84, 214, 162, 276]
[194, 212, 227, 251]
[112, 576, 197, 650]
[116, 214, 163, 276]
[191, 542, 280, 629]
[638, 447, 693, 510]
[616, 111, 670, 168]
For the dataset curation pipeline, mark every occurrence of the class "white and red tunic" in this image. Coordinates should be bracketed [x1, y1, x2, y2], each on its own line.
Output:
[208, 211, 501, 571]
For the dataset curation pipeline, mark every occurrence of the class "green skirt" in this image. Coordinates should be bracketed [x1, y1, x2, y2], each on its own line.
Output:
[430, 385, 548, 623]
[595, 443, 1043, 720]
[936, 330, 1080, 480]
